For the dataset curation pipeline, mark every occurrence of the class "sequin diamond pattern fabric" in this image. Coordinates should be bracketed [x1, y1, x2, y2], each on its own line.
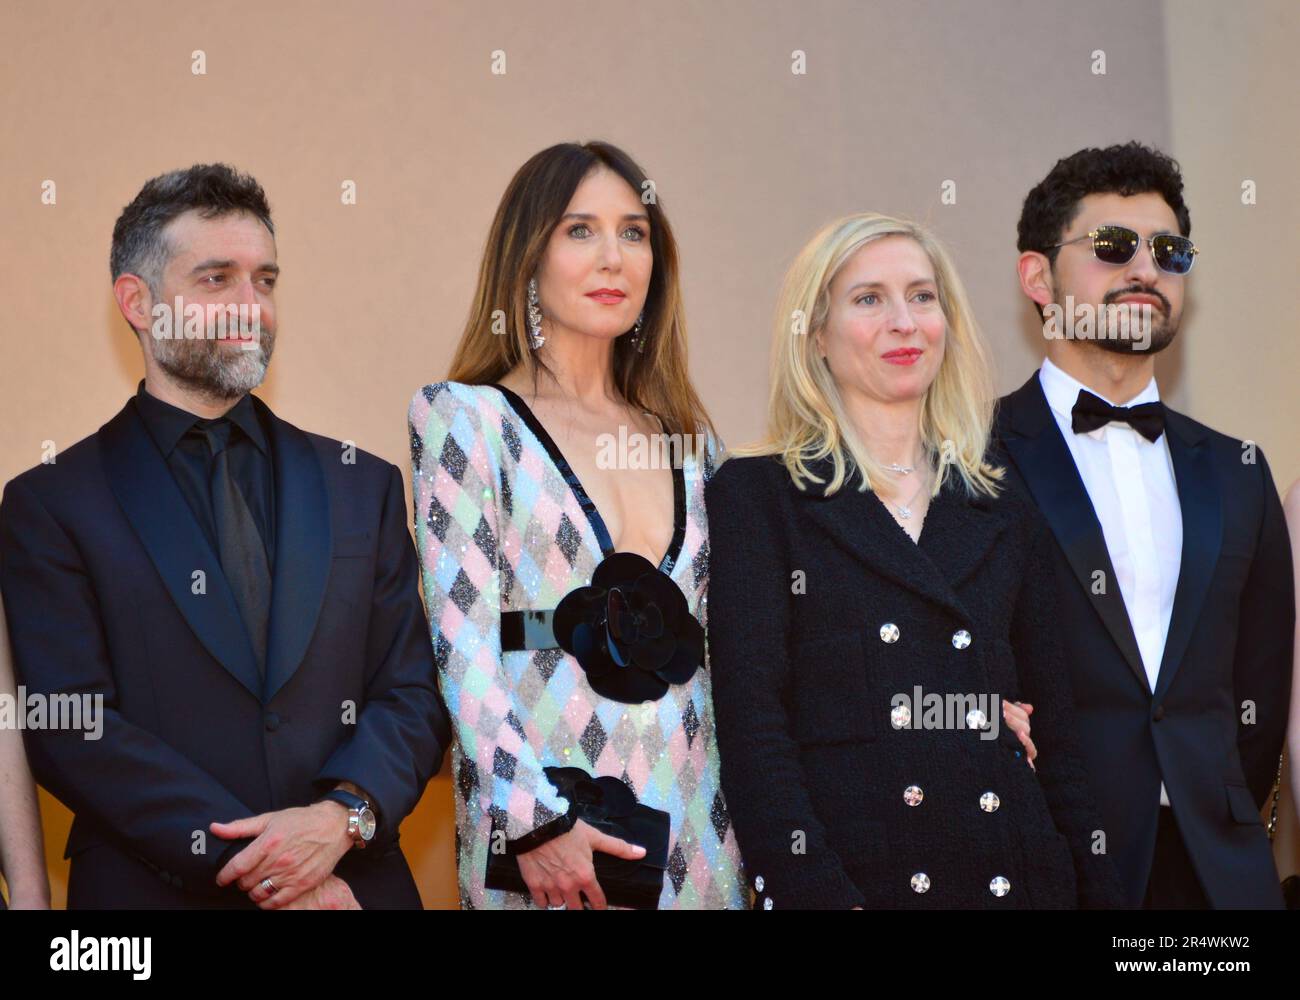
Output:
[408, 381, 746, 909]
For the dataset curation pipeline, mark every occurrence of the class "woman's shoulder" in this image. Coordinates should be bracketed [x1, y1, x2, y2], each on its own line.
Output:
[706, 452, 792, 497]
[407, 382, 519, 477]
[408, 380, 511, 430]
[975, 471, 1054, 548]
[684, 425, 726, 484]
[980, 470, 1031, 509]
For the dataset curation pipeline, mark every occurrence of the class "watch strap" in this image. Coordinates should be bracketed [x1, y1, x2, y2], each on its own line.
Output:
[323, 789, 368, 814]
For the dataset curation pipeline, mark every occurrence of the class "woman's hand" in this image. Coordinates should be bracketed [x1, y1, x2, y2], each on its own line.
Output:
[1002, 700, 1037, 771]
[515, 818, 646, 910]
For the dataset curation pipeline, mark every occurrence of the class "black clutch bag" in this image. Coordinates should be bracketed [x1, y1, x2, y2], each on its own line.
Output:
[485, 766, 670, 909]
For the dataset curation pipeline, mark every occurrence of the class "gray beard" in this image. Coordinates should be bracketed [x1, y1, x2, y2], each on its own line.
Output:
[149, 326, 275, 402]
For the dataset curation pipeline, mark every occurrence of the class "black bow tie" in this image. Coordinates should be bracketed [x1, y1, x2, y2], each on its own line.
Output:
[1070, 389, 1166, 442]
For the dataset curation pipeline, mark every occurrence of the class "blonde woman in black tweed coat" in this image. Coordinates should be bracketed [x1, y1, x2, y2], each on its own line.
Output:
[706, 213, 1126, 910]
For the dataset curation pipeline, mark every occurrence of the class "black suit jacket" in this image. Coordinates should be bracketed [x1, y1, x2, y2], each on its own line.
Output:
[0, 395, 451, 908]
[994, 372, 1293, 908]
[706, 453, 1126, 909]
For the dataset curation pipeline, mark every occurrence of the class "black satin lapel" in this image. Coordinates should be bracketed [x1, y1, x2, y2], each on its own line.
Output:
[100, 403, 262, 698]
[259, 403, 332, 703]
[1002, 391, 1149, 693]
[1152, 420, 1222, 702]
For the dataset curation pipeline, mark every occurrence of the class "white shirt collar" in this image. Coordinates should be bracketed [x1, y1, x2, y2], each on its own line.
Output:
[1039, 357, 1161, 441]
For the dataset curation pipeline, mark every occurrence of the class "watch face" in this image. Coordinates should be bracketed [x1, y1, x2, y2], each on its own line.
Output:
[357, 807, 376, 841]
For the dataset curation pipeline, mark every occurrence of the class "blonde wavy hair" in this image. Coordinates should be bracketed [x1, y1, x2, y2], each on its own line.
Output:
[730, 212, 1003, 497]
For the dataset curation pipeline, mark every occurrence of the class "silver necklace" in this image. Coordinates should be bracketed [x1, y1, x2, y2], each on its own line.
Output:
[894, 479, 928, 519]
[883, 462, 916, 475]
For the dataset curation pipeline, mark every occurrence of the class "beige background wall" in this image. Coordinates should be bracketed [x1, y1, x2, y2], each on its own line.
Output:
[1, 0, 1295, 907]
[1163, 0, 1300, 877]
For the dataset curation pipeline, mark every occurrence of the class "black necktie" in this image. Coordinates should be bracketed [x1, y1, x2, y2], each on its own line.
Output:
[201, 419, 271, 675]
[1070, 389, 1166, 443]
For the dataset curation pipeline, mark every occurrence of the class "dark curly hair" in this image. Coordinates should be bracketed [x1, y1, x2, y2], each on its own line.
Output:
[110, 163, 273, 296]
[1017, 141, 1191, 265]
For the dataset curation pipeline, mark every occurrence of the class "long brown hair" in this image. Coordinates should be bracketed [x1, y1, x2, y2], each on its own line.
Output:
[446, 141, 711, 439]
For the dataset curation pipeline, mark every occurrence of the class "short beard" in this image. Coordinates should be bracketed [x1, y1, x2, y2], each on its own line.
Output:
[148, 323, 276, 403]
[1093, 307, 1179, 356]
[1056, 283, 1181, 357]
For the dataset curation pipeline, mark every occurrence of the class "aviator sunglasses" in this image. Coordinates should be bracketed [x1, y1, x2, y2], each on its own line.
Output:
[1051, 224, 1199, 275]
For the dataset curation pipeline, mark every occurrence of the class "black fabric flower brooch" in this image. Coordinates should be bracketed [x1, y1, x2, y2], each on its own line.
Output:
[552, 552, 704, 703]
[542, 766, 639, 822]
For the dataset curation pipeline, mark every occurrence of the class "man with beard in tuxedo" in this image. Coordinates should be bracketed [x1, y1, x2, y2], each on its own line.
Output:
[995, 142, 1293, 909]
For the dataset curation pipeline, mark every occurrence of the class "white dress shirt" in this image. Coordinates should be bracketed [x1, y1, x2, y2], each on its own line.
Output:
[1038, 358, 1183, 807]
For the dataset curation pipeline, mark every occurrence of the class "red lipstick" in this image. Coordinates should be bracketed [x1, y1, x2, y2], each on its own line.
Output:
[882, 347, 923, 366]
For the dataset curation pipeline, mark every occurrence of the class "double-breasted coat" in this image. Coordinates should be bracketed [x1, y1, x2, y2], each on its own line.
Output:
[705, 452, 1127, 909]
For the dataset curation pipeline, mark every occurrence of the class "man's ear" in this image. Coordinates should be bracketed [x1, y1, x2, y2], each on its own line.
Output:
[1017, 251, 1054, 314]
[113, 273, 155, 337]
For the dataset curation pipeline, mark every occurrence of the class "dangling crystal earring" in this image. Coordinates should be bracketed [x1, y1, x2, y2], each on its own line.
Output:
[629, 311, 645, 353]
[526, 277, 544, 349]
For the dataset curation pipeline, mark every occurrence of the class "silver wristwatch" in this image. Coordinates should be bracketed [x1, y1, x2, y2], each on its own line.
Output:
[323, 789, 376, 849]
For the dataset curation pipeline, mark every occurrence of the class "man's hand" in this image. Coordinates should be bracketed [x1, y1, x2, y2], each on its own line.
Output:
[1003, 700, 1037, 771]
[280, 874, 362, 910]
[211, 801, 353, 909]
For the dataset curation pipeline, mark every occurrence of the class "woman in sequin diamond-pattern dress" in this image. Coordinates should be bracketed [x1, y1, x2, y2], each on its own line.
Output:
[407, 141, 747, 909]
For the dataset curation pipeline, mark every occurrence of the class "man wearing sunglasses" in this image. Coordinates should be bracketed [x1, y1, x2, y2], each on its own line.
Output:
[995, 141, 1293, 909]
